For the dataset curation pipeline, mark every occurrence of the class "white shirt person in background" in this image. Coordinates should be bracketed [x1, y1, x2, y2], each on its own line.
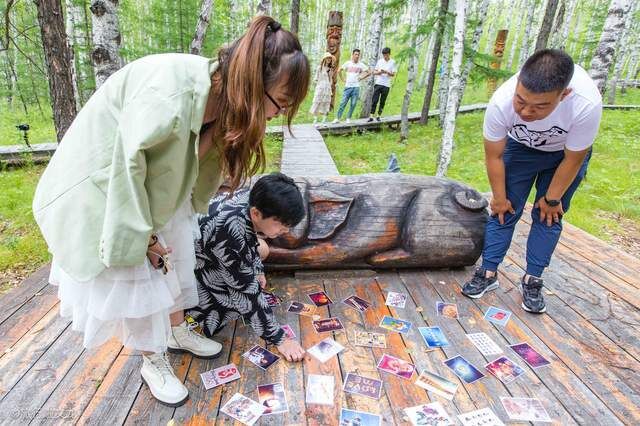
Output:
[367, 47, 397, 122]
[332, 48, 371, 123]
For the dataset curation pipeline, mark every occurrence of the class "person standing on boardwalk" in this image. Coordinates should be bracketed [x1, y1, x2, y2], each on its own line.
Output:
[332, 48, 370, 124]
[309, 52, 336, 125]
[461, 49, 602, 314]
[32, 16, 309, 407]
[367, 47, 397, 122]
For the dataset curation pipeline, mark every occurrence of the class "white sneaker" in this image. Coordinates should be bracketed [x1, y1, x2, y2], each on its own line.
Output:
[346, 118, 351, 124]
[167, 321, 223, 359]
[332, 118, 340, 123]
[141, 352, 189, 407]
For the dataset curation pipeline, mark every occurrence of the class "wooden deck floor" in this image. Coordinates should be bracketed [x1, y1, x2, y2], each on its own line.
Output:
[1, 214, 639, 425]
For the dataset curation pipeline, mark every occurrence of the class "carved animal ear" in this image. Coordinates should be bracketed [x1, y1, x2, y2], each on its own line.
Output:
[453, 188, 488, 212]
[307, 189, 354, 240]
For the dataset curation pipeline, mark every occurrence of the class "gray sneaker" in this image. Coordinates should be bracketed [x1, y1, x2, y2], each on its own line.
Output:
[462, 267, 499, 299]
[521, 275, 546, 313]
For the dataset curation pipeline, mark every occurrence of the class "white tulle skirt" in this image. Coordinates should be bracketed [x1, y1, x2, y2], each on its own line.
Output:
[49, 201, 201, 353]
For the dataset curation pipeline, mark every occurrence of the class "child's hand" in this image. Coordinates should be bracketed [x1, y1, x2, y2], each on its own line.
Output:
[147, 236, 172, 272]
[257, 274, 267, 289]
[277, 339, 305, 362]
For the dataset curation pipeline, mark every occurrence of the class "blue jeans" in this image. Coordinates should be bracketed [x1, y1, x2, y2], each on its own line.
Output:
[481, 138, 591, 277]
[337, 87, 360, 119]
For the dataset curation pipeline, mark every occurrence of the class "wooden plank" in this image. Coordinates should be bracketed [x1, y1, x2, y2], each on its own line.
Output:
[259, 276, 306, 426]
[0, 325, 85, 422]
[30, 339, 123, 425]
[0, 306, 70, 400]
[349, 275, 425, 422]
[508, 227, 640, 362]
[441, 267, 625, 425]
[0, 264, 50, 325]
[323, 277, 397, 424]
[0, 283, 58, 355]
[494, 260, 640, 423]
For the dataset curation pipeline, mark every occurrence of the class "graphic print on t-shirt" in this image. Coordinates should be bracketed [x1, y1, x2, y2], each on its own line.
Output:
[510, 124, 568, 148]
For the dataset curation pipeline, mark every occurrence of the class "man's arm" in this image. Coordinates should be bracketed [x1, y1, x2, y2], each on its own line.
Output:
[484, 138, 515, 224]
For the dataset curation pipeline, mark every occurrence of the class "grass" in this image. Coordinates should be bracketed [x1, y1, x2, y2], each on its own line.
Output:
[324, 108, 640, 242]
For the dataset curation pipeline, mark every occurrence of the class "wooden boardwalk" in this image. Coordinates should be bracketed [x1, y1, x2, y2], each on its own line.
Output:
[0, 213, 639, 425]
[279, 125, 339, 176]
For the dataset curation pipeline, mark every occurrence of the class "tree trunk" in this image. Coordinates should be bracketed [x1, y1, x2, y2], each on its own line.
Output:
[400, 0, 421, 142]
[419, 0, 449, 124]
[437, 0, 467, 178]
[290, 0, 300, 34]
[359, 0, 384, 119]
[622, 37, 640, 92]
[535, 0, 560, 51]
[606, 2, 637, 102]
[456, 0, 489, 113]
[417, 33, 435, 89]
[518, 0, 536, 67]
[578, 0, 603, 66]
[65, 0, 82, 110]
[558, 0, 578, 50]
[589, 0, 632, 95]
[357, 0, 368, 49]
[257, 0, 272, 16]
[506, 0, 525, 71]
[190, 0, 214, 55]
[90, 0, 122, 89]
[34, 0, 78, 141]
[550, 0, 566, 48]
[437, 0, 454, 127]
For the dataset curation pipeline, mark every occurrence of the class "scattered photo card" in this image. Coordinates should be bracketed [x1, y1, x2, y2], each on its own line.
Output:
[418, 326, 450, 348]
[200, 362, 241, 390]
[404, 401, 453, 426]
[242, 345, 280, 371]
[312, 317, 345, 333]
[305, 374, 335, 405]
[281, 324, 296, 339]
[343, 373, 383, 400]
[220, 393, 266, 426]
[354, 330, 387, 348]
[457, 407, 505, 426]
[485, 356, 525, 384]
[377, 353, 415, 380]
[343, 295, 372, 312]
[443, 355, 485, 384]
[262, 291, 281, 307]
[339, 408, 382, 426]
[414, 370, 459, 401]
[483, 306, 512, 326]
[500, 397, 552, 423]
[287, 301, 316, 317]
[379, 316, 412, 334]
[385, 291, 407, 308]
[308, 337, 345, 363]
[436, 301, 459, 319]
[308, 290, 333, 307]
[509, 342, 551, 368]
[257, 382, 288, 415]
[466, 332, 503, 356]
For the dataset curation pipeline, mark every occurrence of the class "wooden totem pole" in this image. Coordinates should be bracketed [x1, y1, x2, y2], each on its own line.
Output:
[487, 29, 508, 96]
[326, 11, 343, 110]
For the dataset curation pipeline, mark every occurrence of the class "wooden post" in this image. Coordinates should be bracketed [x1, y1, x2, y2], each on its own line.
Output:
[326, 11, 343, 110]
[487, 29, 508, 96]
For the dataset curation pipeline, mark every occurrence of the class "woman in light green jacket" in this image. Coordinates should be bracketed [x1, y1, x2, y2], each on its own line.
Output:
[33, 16, 309, 407]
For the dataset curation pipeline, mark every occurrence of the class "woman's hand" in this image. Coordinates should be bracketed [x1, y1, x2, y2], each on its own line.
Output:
[276, 339, 305, 362]
[147, 235, 172, 272]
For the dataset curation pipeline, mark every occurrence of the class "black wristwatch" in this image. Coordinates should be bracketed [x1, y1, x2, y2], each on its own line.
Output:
[544, 195, 561, 207]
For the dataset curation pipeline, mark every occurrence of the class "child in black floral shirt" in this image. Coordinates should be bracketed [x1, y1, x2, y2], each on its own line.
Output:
[186, 173, 306, 361]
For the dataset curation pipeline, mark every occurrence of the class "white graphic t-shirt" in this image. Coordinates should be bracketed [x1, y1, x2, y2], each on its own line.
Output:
[374, 58, 398, 87]
[483, 65, 602, 152]
[341, 60, 368, 88]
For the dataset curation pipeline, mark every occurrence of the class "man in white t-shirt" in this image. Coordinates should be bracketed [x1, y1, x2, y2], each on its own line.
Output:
[332, 49, 370, 123]
[462, 49, 602, 314]
[367, 47, 397, 122]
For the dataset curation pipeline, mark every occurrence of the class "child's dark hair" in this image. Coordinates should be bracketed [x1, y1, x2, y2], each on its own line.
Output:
[249, 173, 305, 227]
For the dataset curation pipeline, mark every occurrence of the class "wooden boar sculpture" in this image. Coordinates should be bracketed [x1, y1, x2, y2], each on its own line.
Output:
[261, 173, 488, 270]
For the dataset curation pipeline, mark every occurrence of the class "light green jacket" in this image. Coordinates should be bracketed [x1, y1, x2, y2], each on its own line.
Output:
[33, 54, 223, 282]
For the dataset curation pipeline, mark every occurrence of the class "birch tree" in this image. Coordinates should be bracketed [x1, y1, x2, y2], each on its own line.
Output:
[589, 0, 632, 94]
[607, 1, 637, 102]
[417, 33, 435, 89]
[359, 0, 384, 119]
[535, 0, 560, 51]
[557, 0, 578, 50]
[257, 0, 272, 16]
[550, 0, 566, 48]
[64, 0, 81, 109]
[578, 0, 605, 65]
[506, 0, 525, 70]
[90, 0, 122, 88]
[290, 0, 300, 34]
[437, 2, 453, 127]
[420, 0, 449, 124]
[518, 0, 537, 67]
[437, 0, 467, 177]
[400, 0, 422, 142]
[190, 0, 214, 55]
